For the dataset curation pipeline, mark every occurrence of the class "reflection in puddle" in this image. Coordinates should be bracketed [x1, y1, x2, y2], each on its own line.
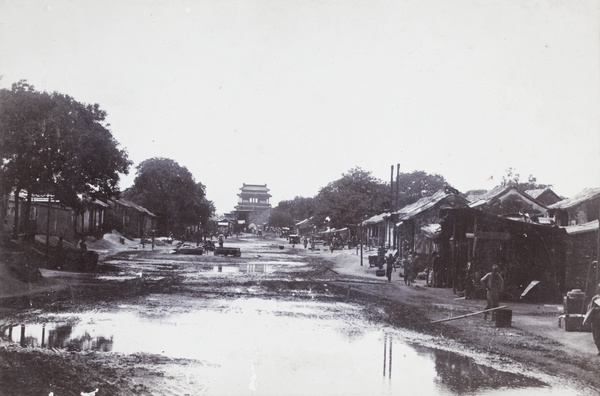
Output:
[1, 323, 113, 352]
[0, 299, 577, 395]
[198, 263, 281, 273]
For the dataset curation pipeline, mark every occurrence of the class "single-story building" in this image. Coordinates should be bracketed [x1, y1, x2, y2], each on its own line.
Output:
[439, 207, 566, 302]
[562, 220, 599, 297]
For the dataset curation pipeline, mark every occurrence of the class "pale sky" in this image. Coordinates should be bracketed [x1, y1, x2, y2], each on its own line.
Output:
[1, 0, 599, 213]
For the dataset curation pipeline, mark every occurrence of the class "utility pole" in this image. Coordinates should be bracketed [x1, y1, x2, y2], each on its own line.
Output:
[596, 205, 600, 285]
[45, 196, 51, 258]
[360, 222, 363, 266]
[390, 165, 394, 209]
[395, 163, 400, 211]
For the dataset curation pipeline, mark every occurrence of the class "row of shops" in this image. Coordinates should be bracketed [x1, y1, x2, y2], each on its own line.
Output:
[2, 193, 157, 242]
[296, 185, 600, 303]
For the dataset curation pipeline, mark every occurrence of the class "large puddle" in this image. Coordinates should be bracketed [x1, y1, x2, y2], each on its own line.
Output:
[0, 298, 578, 395]
[99, 257, 304, 279]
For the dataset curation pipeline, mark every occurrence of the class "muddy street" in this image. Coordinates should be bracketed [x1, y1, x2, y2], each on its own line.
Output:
[0, 234, 598, 395]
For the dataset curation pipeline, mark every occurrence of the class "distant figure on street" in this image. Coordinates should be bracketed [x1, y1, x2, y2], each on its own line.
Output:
[303, 236, 308, 249]
[481, 265, 503, 319]
[377, 246, 385, 270]
[55, 236, 65, 269]
[386, 253, 394, 283]
[218, 234, 224, 248]
[586, 281, 600, 355]
[404, 252, 417, 286]
[432, 251, 442, 287]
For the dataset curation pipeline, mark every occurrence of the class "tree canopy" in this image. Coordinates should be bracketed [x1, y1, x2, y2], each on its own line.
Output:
[268, 196, 316, 228]
[501, 167, 552, 191]
[123, 157, 214, 236]
[314, 167, 390, 229]
[394, 170, 448, 208]
[0, 81, 131, 202]
[267, 168, 450, 231]
[0, 81, 131, 235]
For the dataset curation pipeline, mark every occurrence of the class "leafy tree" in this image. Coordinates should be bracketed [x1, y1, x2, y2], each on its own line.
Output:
[501, 167, 551, 191]
[123, 158, 214, 236]
[269, 196, 316, 227]
[395, 170, 448, 208]
[267, 208, 295, 228]
[0, 81, 131, 236]
[314, 167, 389, 229]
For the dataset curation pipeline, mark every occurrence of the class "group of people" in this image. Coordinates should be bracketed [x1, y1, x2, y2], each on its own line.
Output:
[381, 249, 505, 317]
[382, 250, 418, 284]
[380, 249, 600, 357]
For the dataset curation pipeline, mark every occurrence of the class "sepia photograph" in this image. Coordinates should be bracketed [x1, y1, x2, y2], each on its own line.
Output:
[1, 0, 599, 395]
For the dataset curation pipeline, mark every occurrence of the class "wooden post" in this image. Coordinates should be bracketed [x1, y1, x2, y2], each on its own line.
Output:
[382, 333, 387, 377]
[597, 205, 600, 285]
[46, 196, 51, 257]
[395, 163, 400, 211]
[390, 164, 394, 209]
[360, 223, 363, 266]
[472, 216, 477, 259]
[388, 335, 393, 379]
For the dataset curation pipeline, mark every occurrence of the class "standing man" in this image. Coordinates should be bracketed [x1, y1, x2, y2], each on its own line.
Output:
[432, 251, 442, 287]
[586, 282, 600, 356]
[386, 253, 395, 283]
[481, 265, 503, 320]
[404, 253, 413, 286]
[377, 246, 385, 269]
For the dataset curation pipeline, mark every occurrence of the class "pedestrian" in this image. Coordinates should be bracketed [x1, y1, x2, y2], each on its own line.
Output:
[218, 234, 224, 248]
[481, 265, 503, 320]
[303, 236, 308, 249]
[78, 238, 88, 272]
[408, 252, 418, 285]
[404, 253, 413, 286]
[586, 282, 600, 356]
[55, 236, 64, 269]
[432, 251, 442, 287]
[377, 246, 385, 270]
[386, 253, 394, 283]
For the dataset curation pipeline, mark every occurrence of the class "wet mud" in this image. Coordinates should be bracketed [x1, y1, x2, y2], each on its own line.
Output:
[1, 236, 599, 395]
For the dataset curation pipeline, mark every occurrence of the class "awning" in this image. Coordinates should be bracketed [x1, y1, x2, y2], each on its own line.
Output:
[420, 223, 441, 239]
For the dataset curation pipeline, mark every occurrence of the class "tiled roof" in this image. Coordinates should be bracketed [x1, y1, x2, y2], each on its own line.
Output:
[240, 184, 270, 192]
[115, 199, 156, 217]
[396, 190, 456, 220]
[362, 213, 390, 225]
[525, 189, 546, 199]
[466, 185, 508, 203]
[564, 220, 599, 235]
[548, 187, 600, 210]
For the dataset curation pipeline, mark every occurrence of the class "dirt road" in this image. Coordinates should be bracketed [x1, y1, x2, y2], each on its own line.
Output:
[1, 234, 599, 395]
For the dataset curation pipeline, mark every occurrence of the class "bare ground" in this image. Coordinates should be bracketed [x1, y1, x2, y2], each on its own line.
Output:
[1, 234, 599, 395]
